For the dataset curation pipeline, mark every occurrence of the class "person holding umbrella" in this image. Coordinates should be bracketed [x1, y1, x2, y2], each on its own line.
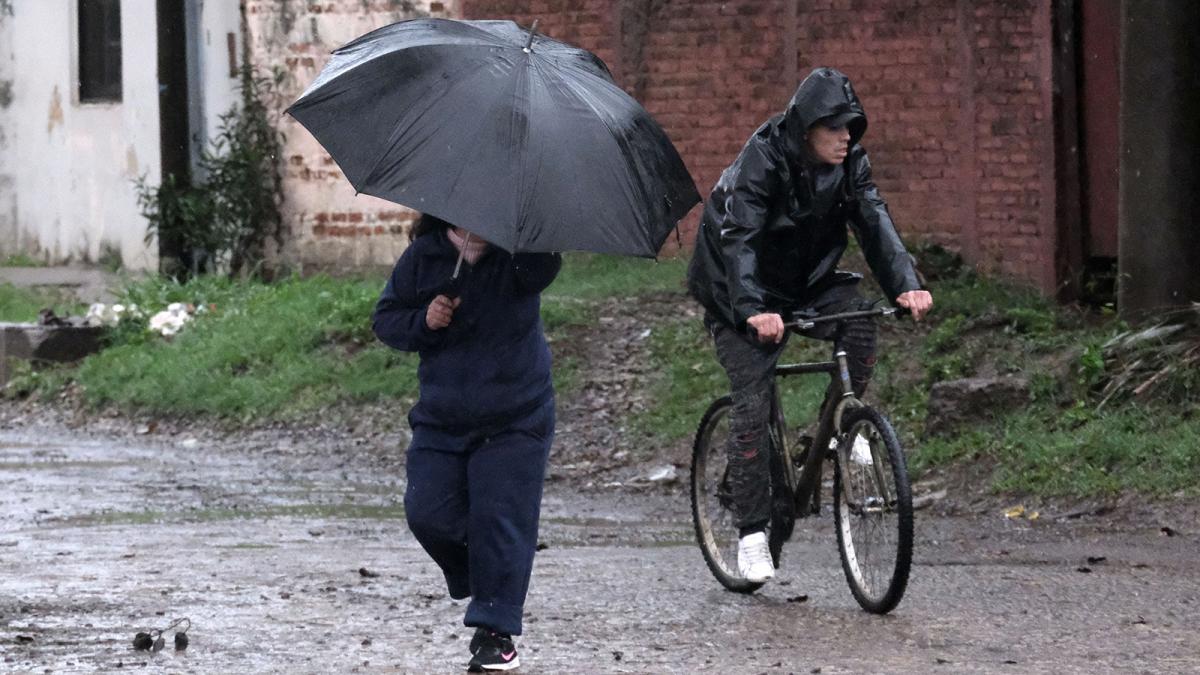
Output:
[687, 67, 933, 584]
[289, 18, 698, 670]
[372, 213, 559, 671]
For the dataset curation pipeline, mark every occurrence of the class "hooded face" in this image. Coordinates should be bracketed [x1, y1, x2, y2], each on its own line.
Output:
[785, 67, 868, 157]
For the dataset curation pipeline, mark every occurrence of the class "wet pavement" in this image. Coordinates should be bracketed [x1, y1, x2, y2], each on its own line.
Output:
[1, 427, 1197, 674]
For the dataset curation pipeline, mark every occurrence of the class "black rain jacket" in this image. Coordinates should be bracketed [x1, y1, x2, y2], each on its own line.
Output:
[687, 67, 921, 330]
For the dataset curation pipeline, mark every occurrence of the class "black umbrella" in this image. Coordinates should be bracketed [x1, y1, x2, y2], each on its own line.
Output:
[287, 18, 700, 258]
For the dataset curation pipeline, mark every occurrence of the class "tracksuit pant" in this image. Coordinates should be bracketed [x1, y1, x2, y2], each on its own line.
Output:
[403, 397, 554, 636]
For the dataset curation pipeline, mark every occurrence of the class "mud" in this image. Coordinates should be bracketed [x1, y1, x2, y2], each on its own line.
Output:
[1, 423, 1197, 674]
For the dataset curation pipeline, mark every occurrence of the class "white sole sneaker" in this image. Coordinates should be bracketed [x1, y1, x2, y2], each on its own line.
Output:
[737, 531, 775, 583]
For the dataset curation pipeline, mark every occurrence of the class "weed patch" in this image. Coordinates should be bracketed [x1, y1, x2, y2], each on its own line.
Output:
[0, 283, 83, 322]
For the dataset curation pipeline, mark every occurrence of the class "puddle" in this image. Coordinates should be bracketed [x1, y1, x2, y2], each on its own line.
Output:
[47, 503, 407, 528]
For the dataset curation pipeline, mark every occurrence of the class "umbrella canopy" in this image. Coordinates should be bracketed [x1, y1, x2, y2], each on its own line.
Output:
[287, 18, 700, 257]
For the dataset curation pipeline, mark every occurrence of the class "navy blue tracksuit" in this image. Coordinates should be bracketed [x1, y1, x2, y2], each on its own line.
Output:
[372, 228, 560, 636]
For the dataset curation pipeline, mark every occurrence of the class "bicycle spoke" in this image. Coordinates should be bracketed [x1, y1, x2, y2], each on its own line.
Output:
[835, 410, 910, 612]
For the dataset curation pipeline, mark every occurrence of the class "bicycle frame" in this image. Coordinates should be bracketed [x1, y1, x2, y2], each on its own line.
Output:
[773, 306, 898, 517]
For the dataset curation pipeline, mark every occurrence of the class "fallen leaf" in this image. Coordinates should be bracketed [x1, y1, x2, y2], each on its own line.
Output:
[1003, 505, 1026, 519]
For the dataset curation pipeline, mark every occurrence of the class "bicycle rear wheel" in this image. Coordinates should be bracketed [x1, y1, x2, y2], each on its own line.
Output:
[690, 396, 763, 593]
[832, 406, 913, 614]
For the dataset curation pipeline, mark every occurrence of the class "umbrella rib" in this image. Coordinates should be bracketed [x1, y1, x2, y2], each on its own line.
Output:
[553, 68, 655, 254]
[438, 54, 527, 245]
[355, 46, 495, 191]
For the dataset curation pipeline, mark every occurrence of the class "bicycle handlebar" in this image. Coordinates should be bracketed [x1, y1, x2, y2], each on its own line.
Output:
[783, 304, 907, 331]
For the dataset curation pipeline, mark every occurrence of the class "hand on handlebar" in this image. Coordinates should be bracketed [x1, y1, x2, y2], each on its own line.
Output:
[747, 312, 786, 344]
[895, 290, 933, 321]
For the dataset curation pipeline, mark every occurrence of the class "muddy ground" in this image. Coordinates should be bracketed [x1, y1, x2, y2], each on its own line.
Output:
[1, 420, 1197, 675]
[1, 294, 1198, 673]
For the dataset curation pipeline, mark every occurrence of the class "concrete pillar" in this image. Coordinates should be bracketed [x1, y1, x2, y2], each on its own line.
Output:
[1118, 1, 1200, 318]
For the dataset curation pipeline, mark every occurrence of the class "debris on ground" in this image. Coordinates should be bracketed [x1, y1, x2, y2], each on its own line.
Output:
[1096, 303, 1200, 407]
[645, 465, 678, 483]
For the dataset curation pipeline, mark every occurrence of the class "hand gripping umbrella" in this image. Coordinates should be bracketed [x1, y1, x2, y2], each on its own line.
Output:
[287, 18, 700, 263]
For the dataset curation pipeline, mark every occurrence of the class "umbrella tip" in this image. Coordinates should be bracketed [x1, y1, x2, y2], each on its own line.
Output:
[524, 19, 540, 53]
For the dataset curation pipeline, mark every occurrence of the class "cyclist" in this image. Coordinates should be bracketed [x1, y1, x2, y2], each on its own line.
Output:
[686, 67, 933, 584]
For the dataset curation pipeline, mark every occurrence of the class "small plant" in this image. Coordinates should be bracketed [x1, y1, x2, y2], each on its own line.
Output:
[1078, 341, 1106, 391]
[134, 61, 283, 279]
[923, 314, 965, 355]
[910, 242, 966, 282]
[98, 244, 124, 273]
[135, 173, 216, 276]
[1, 253, 45, 267]
[1003, 306, 1056, 335]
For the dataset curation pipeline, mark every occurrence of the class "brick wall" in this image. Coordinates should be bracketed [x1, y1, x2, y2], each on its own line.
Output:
[243, 0, 453, 272]
[461, 0, 1058, 290]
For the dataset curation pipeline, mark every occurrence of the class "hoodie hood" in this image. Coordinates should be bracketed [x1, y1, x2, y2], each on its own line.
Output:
[785, 67, 868, 147]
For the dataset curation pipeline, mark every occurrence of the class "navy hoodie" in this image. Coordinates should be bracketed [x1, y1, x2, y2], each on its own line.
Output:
[372, 229, 561, 437]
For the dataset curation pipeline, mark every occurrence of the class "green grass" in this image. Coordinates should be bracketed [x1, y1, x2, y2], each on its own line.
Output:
[66, 275, 417, 419]
[1, 253, 45, 267]
[7, 247, 1197, 499]
[14, 253, 685, 421]
[548, 252, 688, 299]
[0, 283, 84, 322]
[912, 405, 1200, 497]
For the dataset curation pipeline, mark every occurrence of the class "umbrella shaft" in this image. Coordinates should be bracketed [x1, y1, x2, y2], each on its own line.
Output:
[452, 231, 472, 279]
[524, 20, 539, 52]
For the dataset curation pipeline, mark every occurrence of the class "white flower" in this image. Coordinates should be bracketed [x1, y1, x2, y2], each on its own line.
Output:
[84, 303, 119, 327]
[148, 308, 192, 337]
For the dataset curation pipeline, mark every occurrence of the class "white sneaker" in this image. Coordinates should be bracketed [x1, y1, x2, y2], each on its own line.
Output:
[737, 531, 775, 583]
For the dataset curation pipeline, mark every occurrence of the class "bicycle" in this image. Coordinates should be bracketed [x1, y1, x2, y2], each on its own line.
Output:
[689, 304, 913, 614]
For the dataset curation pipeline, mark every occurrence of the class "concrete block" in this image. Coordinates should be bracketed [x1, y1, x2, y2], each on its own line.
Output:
[0, 323, 106, 385]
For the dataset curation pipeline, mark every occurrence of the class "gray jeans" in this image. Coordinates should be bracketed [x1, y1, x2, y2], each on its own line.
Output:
[706, 283, 877, 532]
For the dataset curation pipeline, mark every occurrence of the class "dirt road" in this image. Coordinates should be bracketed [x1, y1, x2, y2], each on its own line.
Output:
[1, 425, 1196, 674]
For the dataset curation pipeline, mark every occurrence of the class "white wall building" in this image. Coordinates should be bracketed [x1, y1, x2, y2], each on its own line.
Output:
[0, 0, 445, 273]
[0, 0, 242, 271]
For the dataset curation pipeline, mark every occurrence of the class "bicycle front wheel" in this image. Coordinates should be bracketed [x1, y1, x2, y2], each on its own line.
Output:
[832, 406, 913, 614]
[690, 396, 763, 593]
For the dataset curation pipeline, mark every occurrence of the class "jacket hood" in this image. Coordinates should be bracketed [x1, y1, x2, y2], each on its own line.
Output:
[785, 67, 868, 147]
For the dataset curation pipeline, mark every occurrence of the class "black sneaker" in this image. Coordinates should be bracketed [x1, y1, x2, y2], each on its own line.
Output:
[466, 630, 519, 671]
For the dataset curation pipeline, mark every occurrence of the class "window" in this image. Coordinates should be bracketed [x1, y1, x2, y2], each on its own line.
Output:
[78, 0, 122, 102]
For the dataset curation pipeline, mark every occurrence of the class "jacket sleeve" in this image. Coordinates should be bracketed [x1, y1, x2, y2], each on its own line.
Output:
[846, 147, 922, 302]
[513, 252, 562, 294]
[717, 139, 782, 326]
[371, 247, 445, 352]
